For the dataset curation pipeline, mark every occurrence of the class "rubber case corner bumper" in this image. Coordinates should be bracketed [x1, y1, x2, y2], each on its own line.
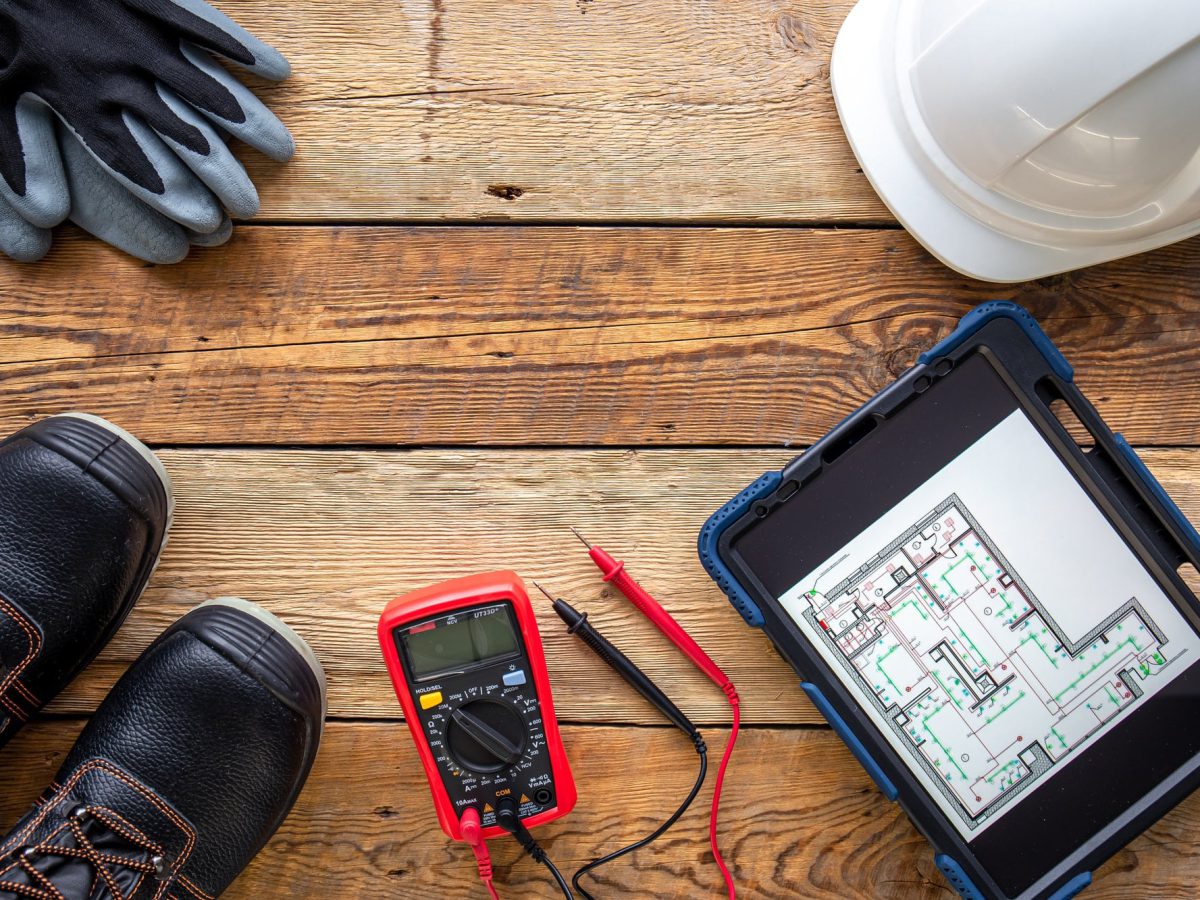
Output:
[697, 471, 782, 627]
[918, 300, 1073, 382]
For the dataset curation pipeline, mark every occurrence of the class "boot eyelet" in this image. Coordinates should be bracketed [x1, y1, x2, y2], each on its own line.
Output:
[21, 847, 37, 860]
[152, 855, 170, 880]
[71, 805, 90, 821]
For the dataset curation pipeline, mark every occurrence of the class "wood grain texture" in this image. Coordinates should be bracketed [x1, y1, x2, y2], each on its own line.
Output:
[3, 721, 1197, 898]
[216, 0, 882, 223]
[4, 227, 1200, 446]
[45, 446, 1200, 725]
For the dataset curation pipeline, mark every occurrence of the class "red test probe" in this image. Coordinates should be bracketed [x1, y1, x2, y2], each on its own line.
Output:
[571, 528, 739, 899]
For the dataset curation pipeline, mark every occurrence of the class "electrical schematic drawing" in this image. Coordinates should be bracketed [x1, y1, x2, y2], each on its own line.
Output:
[800, 494, 1180, 832]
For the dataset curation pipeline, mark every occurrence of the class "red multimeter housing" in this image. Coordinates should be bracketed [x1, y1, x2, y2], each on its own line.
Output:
[378, 571, 576, 842]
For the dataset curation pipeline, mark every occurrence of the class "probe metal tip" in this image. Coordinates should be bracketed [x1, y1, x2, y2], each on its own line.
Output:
[532, 581, 556, 602]
[569, 526, 592, 549]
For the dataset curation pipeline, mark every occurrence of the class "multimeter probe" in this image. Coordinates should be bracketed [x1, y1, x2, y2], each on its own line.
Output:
[572, 528, 740, 899]
[538, 583, 708, 900]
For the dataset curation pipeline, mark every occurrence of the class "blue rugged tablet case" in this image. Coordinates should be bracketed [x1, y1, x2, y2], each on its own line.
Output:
[698, 301, 1200, 900]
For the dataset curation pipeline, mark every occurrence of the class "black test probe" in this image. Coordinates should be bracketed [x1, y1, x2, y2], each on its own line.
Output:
[535, 583, 708, 900]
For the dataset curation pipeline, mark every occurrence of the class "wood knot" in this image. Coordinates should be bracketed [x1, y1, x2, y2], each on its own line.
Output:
[486, 184, 525, 201]
[774, 12, 817, 52]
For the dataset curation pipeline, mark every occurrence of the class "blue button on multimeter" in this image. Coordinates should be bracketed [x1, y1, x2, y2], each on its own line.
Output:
[503, 669, 528, 687]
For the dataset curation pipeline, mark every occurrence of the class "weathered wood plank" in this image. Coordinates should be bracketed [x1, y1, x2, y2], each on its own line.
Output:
[44, 447, 1200, 724]
[218, 0, 883, 223]
[3, 722, 1196, 898]
[4, 227, 1200, 446]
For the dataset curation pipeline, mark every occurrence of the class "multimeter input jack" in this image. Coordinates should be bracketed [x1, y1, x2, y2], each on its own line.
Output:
[496, 799, 574, 897]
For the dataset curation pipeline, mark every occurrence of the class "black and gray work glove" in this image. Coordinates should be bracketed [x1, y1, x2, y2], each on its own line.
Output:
[0, 0, 293, 263]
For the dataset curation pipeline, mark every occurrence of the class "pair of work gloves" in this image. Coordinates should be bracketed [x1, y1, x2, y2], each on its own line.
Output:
[0, 0, 292, 264]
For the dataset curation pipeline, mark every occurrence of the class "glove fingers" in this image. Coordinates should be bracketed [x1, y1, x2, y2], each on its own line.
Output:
[0, 195, 52, 262]
[171, 0, 290, 79]
[153, 48, 248, 132]
[61, 114, 225, 234]
[181, 44, 295, 162]
[130, 72, 220, 158]
[127, 0, 290, 80]
[154, 88, 259, 218]
[60, 130, 191, 264]
[187, 213, 233, 247]
[0, 97, 69, 228]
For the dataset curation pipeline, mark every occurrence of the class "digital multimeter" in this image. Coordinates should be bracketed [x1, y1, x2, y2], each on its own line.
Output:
[378, 571, 577, 842]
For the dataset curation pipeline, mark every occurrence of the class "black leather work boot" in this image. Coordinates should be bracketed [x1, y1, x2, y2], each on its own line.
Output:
[0, 414, 172, 749]
[0, 598, 327, 899]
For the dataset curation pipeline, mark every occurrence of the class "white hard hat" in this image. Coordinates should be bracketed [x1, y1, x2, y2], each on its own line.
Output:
[831, 0, 1200, 283]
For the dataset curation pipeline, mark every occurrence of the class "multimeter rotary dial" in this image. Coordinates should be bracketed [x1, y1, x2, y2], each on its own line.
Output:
[445, 699, 528, 774]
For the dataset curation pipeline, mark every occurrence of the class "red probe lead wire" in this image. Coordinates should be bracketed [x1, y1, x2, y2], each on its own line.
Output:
[572, 528, 739, 900]
[460, 808, 500, 900]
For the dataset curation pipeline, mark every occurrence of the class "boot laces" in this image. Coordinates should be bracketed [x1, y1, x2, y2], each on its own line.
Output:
[2, 805, 169, 900]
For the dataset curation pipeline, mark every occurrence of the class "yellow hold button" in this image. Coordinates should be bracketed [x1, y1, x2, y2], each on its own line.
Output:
[419, 691, 443, 710]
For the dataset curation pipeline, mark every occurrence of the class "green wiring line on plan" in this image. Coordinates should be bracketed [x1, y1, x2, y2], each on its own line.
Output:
[1054, 636, 1147, 702]
[1020, 630, 1059, 669]
[875, 643, 903, 697]
[932, 670, 966, 710]
[984, 690, 1026, 725]
[940, 573, 959, 598]
[957, 626, 990, 667]
[891, 598, 930, 622]
[937, 551, 988, 601]
[922, 707, 968, 780]
[1050, 726, 1068, 750]
[985, 758, 1023, 785]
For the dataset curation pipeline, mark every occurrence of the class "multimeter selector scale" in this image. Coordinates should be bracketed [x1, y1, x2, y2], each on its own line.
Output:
[419, 671, 557, 824]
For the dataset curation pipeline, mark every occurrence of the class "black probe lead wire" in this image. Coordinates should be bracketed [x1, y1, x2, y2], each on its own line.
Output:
[572, 742, 709, 900]
[496, 799, 576, 900]
[541, 854, 575, 900]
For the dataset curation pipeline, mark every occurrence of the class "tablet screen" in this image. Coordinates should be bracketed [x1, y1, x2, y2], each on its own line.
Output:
[728, 351, 1200, 894]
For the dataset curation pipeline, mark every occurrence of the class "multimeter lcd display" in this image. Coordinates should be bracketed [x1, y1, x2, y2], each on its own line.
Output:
[401, 604, 520, 679]
[727, 353, 1200, 896]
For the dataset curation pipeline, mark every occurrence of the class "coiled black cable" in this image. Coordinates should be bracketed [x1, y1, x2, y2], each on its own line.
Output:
[572, 735, 708, 900]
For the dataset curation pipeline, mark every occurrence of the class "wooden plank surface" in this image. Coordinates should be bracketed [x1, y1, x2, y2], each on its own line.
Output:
[4, 228, 1200, 446]
[2, 1, 1196, 896]
[222, 0, 882, 223]
[46, 446, 1200, 725]
[4, 721, 1197, 899]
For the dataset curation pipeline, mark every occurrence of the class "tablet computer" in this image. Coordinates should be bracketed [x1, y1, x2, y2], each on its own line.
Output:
[698, 302, 1200, 900]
